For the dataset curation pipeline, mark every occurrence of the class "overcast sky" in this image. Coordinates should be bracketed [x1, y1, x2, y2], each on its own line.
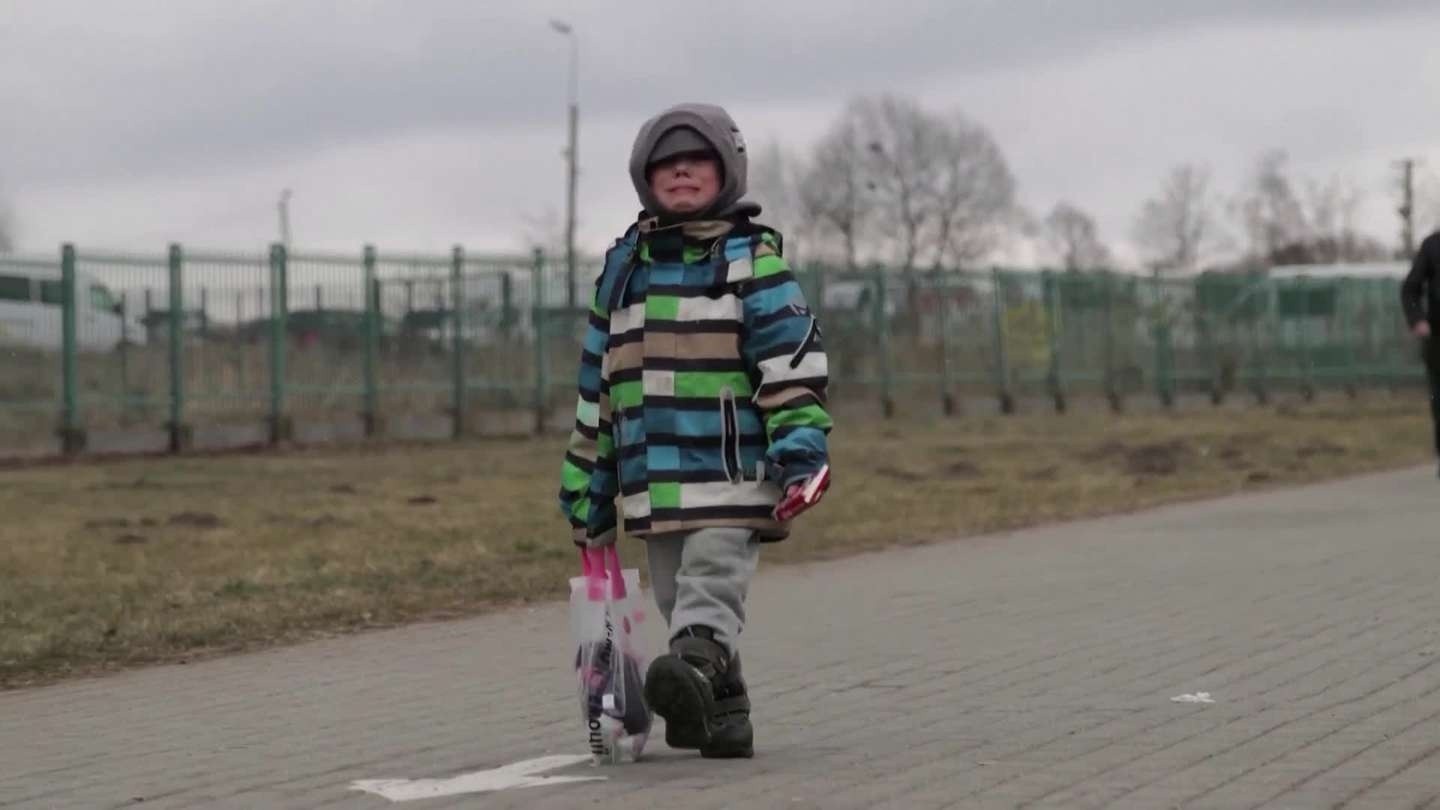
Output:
[3, 0, 1439, 267]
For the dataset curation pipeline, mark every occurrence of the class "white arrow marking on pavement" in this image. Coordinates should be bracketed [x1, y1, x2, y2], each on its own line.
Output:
[349, 754, 605, 801]
[1170, 691, 1216, 704]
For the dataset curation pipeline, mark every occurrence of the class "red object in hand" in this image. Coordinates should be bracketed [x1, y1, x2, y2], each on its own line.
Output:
[773, 464, 830, 522]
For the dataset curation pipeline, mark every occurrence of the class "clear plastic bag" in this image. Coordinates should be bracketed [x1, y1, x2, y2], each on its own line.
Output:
[569, 546, 653, 764]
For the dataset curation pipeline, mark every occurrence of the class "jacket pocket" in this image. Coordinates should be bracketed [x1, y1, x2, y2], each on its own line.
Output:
[719, 387, 741, 484]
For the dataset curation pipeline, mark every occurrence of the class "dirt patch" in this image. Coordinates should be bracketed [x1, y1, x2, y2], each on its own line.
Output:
[114, 533, 148, 545]
[1296, 440, 1347, 458]
[304, 514, 353, 530]
[1022, 466, 1060, 482]
[1074, 440, 1128, 464]
[407, 495, 438, 506]
[925, 443, 974, 459]
[1122, 440, 1194, 477]
[84, 517, 131, 530]
[329, 484, 359, 495]
[1246, 471, 1275, 484]
[1218, 445, 1246, 462]
[876, 466, 925, 482]
[92, 477, 166, 491]
[941, 460, 983, 479]
[167, 512, 223, 529]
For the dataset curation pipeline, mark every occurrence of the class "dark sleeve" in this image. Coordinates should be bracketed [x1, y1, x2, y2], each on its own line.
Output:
[1401, 234, 1436, 328]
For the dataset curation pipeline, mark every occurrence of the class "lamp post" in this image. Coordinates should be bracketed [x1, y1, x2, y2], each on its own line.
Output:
[278, 188, 292, 251]
[550, 20, 579, 310]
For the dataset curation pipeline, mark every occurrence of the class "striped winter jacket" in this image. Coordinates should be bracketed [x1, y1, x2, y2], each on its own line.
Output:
[558, 217, 832, 545]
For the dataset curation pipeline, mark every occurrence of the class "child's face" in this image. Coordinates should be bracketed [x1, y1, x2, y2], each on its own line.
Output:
[647, 154, 721, 216]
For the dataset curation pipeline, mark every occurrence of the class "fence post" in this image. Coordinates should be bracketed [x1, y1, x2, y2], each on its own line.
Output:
[268, 243, 289, 445]
[1368, 281, 1381, 390]
[500, 271, 515, 338]
[362, 244, 381, 436]
[58, 243, 84, 454]
[1268, 275, 1284, 402]
[451, 245, 467, 439]
[1339, 277, 1359, 398]
[234, 292, 246, 393]
[874, 267, 894, 418]
[1041, 270, 1065, 413]
[1246, 275, 1265, 404]
[1197, 288, 1222, 406]
[935, 270, 955, 415]
[1377, 281, 1392, 390]
[1297, 275, 1315, 401]
[990, 267, 1014, 414]
[167, 243, 188, 452]
[533, 248, 549, 433]
[1102, 271, 1122, 413]
[197, 286, 210, 395]
[118, 290, 131, 417]
[1151, 273, 1174, 409]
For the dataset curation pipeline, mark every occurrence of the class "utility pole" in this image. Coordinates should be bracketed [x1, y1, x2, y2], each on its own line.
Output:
[278, 188, 293, 251]
[1397, 159, 1417, 258]
[550, 20, 579, 310]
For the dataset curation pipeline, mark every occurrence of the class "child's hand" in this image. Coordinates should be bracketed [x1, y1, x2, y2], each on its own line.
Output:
[773, 465, 830, 522]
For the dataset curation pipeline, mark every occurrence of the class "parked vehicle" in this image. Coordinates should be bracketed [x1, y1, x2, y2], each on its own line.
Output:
[0, 263, 146, 351]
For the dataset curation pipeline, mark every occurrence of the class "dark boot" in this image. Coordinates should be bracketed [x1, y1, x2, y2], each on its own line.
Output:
[643, 626, 754, 758]
[702, 649, 753, 760]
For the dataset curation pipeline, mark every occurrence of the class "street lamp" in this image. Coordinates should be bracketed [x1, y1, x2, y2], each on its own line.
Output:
[550, 19, 579, 310]
[278, 188, 292, 251]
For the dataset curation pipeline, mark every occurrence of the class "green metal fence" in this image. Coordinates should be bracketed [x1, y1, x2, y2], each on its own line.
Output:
[0, 244, 1424, 458]
[789, 265, 1422, 415]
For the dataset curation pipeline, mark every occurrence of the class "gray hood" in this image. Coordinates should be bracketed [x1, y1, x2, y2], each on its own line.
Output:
[629, 102, 760, 222]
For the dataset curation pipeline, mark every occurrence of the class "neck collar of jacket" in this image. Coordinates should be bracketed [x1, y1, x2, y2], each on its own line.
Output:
[637, 216, 737, 239]
[636, 214, 754, 264]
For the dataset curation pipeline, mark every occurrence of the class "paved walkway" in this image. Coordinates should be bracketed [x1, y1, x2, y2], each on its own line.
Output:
[5, 467, 1440, 809]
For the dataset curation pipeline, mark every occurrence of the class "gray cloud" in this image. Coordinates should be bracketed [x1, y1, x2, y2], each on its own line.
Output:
[3, 0, 1432, 185]
[4, 0, 1439, 259]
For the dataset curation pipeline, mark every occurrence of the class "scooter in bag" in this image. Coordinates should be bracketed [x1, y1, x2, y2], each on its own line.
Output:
[570, 545, 652, 764]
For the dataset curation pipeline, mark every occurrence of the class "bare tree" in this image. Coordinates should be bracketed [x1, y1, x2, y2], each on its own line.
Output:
[1133, 163, 1222, 273]
[796, 118, 873, 270]
[844, 95, 944, 275]
[747, 140, 809, 258]
[1300, 173, 1388, 262]
[929, 112, 1018, 269]
[1233, 149, 1307, 263]
[792, 95, 1016, 272]
[1044, 201, 1110, 271]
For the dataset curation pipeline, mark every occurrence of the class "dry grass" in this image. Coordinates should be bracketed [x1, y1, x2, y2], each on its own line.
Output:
[0, 396, 1431, 688]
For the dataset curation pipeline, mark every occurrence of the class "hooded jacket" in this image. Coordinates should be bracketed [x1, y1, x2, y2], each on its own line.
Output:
[558, 105, 831, 546]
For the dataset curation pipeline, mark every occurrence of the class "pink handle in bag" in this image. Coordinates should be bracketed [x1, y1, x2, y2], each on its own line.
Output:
[579, 546, 627, 601]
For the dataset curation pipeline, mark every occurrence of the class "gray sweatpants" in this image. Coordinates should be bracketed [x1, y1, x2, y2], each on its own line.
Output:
[645, 527, 760, 656]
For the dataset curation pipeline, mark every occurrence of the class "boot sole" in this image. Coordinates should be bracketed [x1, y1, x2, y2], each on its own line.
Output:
[644, 655, 715, 750]
[700, 736, 755, 759]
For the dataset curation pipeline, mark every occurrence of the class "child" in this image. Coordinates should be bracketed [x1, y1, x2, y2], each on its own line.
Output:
[558, 102, 832, 759]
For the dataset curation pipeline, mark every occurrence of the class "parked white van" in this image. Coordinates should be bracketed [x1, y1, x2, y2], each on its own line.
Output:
[0, 262, 147, 351]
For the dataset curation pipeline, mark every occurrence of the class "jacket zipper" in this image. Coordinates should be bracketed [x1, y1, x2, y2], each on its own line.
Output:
[719, 386, 741, 484]
[789, 316, 819, 370]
